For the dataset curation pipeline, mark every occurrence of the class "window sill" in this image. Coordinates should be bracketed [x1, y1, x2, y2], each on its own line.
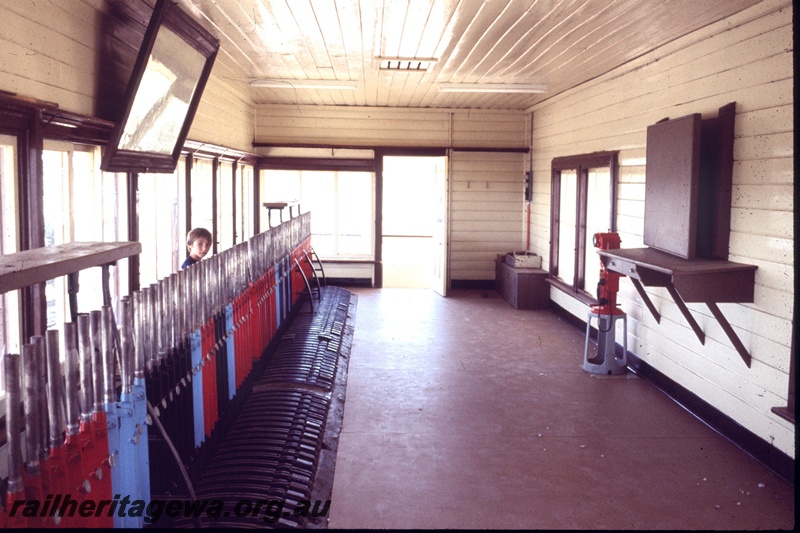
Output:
[319, 258, 378, 265]
[546, 276, 598, 307]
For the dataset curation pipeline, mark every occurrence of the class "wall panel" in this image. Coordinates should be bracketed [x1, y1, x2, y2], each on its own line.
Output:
[255, 105, 527, 150]
[449, 150, 525, 281]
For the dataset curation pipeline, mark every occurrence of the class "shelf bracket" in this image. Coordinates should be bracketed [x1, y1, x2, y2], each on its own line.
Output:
[666, 284, 705, 344]
[707, 302, 752, 368]
[630, 278, 661, 323]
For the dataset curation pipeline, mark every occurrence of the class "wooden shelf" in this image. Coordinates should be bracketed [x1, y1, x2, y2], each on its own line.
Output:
[598, 247, 757, 367]
[0, 241, 141, 294]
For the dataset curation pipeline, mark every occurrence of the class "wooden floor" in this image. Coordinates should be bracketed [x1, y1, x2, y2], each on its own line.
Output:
[327, 288, 794, 530]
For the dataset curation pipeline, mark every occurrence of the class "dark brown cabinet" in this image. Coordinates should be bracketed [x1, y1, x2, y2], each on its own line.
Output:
[495, 260, 549, 310]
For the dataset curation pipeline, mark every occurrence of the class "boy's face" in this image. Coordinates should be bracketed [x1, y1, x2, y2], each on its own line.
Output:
[189, 237, 211, 260]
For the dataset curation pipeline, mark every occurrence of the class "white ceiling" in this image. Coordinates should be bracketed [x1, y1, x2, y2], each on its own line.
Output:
[178, 0, 763, 110]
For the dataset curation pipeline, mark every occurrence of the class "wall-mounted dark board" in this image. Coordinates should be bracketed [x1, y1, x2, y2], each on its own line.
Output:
[644, 113, 702, 259]
[643, 103, 735, 260]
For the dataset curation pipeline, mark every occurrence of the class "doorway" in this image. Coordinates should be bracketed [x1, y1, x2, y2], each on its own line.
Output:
[381, 155, 448, 294]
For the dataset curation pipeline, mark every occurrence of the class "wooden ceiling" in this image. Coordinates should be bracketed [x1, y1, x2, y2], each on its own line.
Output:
[177, 0, 763, 110]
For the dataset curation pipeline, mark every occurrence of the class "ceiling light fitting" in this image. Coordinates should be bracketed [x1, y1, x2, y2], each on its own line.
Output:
[376, 57, 437, 71]
[438, 83, 547, 94]
[249, 79, 358, 90]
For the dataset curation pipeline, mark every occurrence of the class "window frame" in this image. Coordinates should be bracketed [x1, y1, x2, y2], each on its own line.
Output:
[259, 166, 376, 260]
[549, 151, 619, 303]
[258, 157, 377, 258]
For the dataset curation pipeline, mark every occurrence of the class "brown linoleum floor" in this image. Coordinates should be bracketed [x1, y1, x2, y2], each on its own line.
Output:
[327, 288, 795, 530]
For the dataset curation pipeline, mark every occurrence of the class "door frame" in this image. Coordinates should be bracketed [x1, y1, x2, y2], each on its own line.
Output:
[375, 149, 448, 291]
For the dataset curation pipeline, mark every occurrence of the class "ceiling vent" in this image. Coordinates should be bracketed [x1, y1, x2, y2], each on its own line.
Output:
[376, 58, 437, 72]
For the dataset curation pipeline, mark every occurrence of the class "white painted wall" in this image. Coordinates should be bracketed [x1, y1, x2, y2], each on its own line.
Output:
[255, 105, 526, 150]
[449, 151, 526, 280]
[0, 0, 102, 115]
[526, 0, 794, 457]
[255, 105, 528, 282]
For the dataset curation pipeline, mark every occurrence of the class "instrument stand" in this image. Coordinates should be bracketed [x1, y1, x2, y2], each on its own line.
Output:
[583, 310, 628, 375]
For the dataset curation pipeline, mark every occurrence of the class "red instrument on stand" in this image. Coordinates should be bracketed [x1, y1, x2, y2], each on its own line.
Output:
[591, 232, 624, 316]
[583, 231, 628, 375]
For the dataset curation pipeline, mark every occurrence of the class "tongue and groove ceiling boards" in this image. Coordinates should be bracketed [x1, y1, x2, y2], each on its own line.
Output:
[176, 0, 762, 110]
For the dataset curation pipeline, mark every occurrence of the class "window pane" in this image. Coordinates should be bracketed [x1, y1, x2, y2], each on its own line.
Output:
[178, 157, 187, 243]
[105, 164, 129, 308]
[42, 148, 70, 329]
[42, 144, 127, 333]
[299, 171, 336, 256]
[584, 167, 612, 295]
[43, 149, 70, 247]
[73, 149, 106, 312]
[557, 170, 577, 286]
[337, 172, 373, 256]
[191, 157, 214, 237]
[261, 169, 300, 230]
[238, 163, 254, 241]
[1, 134, 21, 393]
[72, 150, 97, 241]
[234, 164, 246, 243]
[139, 168, 181, 284]
[0, 135, 18, 252]
[217, 161, 233, 251]
[239, 165, 256, 242]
